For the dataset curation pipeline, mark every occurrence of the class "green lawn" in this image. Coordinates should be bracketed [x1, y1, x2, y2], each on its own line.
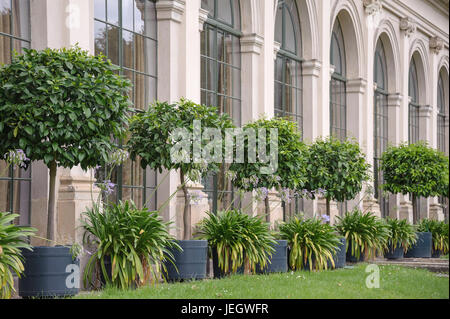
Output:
[75, 264, 449, 299]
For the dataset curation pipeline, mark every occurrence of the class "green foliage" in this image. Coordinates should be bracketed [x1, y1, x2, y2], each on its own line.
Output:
[304, 136, 370, 202]
[278, 214, 341, 271]
[81, 200, 180, 290]
[384, 218, 417, 252]
[417, 219, 449, 255]
[128, 98, 234, 177]
[335, 209, 390, 260]
[0, 46, 132, 170]
[196, 210, 276, 275]
[229, 117, 308, 191]
[0, 212, 36, 299]
[381, 142, 449, 198]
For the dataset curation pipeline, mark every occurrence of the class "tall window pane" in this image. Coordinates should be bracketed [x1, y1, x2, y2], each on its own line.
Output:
[201, 0, 241, 213]
[437, 72, 448, 221]
[373, 40, 389, 218]
[330, 17, 347, 215]
[330, 19, 346, 141]
[408, 58, 419, 144]
[274, 0, 303, 219]
[94, 0, 157, 209]
[0, 0, 31, 226]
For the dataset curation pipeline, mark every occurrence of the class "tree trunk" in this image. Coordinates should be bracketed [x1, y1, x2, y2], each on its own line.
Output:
[46, 161, 58, 245]
[326, 197, 330, 217]
[412, 193, 417, 224]
[265, 195, 270, 223]
[180, 171, 191, 240]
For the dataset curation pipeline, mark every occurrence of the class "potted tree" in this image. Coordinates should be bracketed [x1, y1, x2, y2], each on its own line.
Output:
[384, 218, 417, 259]
[381, 142, 448, 258]
[0, 46, 131, 297]
[381, 142, 449, 224]
[303, 136, 370, 264]
[228, 117, 308, 273]
[128, 99, 234, 281]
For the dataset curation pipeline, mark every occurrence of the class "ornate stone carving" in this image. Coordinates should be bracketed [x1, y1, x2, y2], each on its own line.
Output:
[399, 17, 416, 37]
[363, 0, 382, 15]
[429, 36, 444, 54]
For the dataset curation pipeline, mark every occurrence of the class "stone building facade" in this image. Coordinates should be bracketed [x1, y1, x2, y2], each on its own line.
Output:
[0, 0, 448, 244]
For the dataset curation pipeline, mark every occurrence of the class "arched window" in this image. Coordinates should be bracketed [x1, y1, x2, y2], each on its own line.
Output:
[408, 58, 419, 144]
[274, 0, 303, 220]
[274, 0, 302, 132]
[330, 18, 346, 141]
[330, 17, 347, 215]
[437, 72, 446, 153]
[437, 71, 448, 220]
[373, 39, 389, 218]
[94, 0, 158, 209]
[0, 0, 31, 225]
[201, 0, 241, 213]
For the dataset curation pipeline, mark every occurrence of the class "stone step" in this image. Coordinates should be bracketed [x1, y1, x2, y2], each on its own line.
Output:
[373, 257, 449, 273]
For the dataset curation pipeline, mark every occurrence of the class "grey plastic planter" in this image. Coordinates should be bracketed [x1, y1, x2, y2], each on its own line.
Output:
[384, 243, 404, 259]
[19, 246, 79, 298]
[404, 232, 432, 258]
[256, 240, 288, 274]
[164, 240, 208, 281]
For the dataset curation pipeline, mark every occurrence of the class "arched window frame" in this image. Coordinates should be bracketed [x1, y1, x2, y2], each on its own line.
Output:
[273, 0, 303, 220]
[330, 18, 347, 141]
[437, 72, 446, 153]
[94, 0, 158, 209]
[373, 39, 389, 218]
[200, 0, 242, 213]
[408, 58, 420, 144]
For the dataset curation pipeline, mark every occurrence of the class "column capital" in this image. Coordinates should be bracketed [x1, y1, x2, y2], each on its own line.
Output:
[156, 0, 185, 23]
[400, 17, 416, 37]
[363, 0, 382, 15]
[241, 33, 264, 54]
[429, 36, 445, 55]
[418, 104, 433, 118]
[273, 41, 281, 60]
[302, 59, 322, 78]
[387, 93, 403, 107]
[346, 78, 367, 94]
[199, 7, 209, 32]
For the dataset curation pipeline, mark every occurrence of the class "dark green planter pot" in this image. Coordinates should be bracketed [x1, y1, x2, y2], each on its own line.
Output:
[164, 240, 208, 281]
[384, 243, 404, 259]
[431, 249, 442, 258]
[212, 248, 244, 278]
[256, 240, 288, 274]
[19, 246, 79, 298]
[346, 240, 365, 263]
[329, 237, 346, 269]
[404, 232, 432, 258]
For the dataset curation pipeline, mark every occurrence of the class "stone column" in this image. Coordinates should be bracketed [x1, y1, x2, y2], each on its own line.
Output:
[155, 0, 186, 237]
[397, 17, 416, 222]
[418, 105, 433, 219]
[387, 93, 403, 219]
